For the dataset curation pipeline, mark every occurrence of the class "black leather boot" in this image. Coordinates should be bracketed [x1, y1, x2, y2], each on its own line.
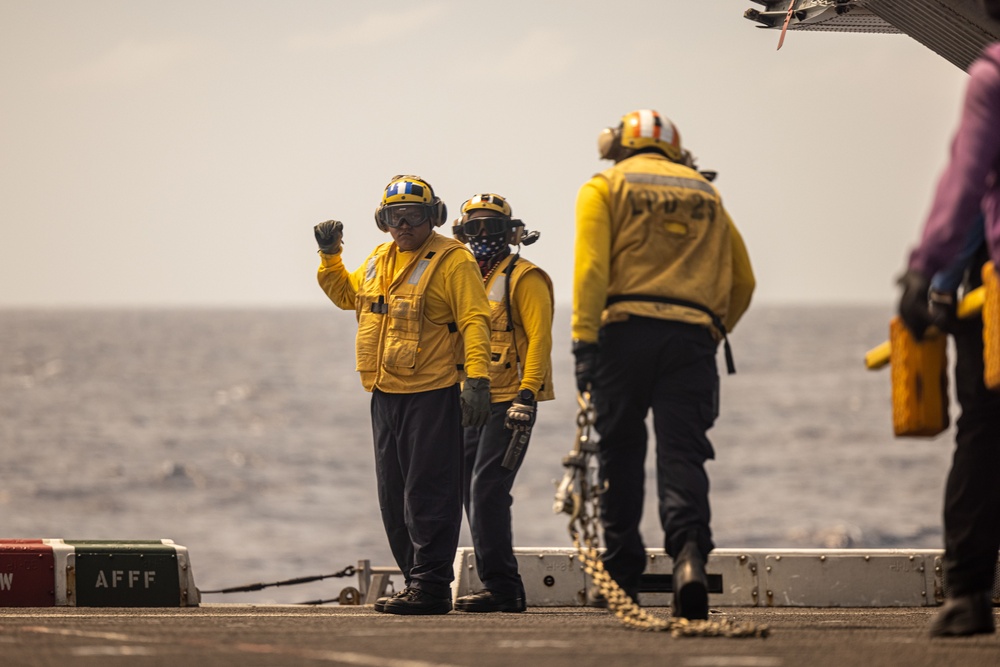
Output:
[372, 588, 407, 613]
[929, 590, 995, 637]
[672, 541, 708, 620]
[383, 587, 452, 615]
[454, 589, 526, 613]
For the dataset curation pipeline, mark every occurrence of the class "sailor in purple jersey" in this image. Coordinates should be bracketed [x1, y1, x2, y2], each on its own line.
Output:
[897, 0, 1000, 639]
[907, 43, 1000, 280]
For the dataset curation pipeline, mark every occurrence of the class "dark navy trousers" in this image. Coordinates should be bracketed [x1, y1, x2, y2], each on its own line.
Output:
[371, 384, 464, 599]
[462, 401, 526, 597]
[592, 317, 719, 599]
[945, 311, 1000, 596]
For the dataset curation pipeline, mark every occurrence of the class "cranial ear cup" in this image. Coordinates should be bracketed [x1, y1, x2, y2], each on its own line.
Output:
[431, 198, 447, 227]
[452, 221, 470, 244]
[508, 220, 524, 245]
[374, 205, 387, 232]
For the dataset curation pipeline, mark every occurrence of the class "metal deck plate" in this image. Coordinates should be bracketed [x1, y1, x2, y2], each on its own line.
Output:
[761, 550, 932, 607]
[452, 547, 1000, 607]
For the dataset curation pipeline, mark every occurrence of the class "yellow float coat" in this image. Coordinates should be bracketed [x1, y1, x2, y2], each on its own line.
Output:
[317, 231, 492, 393]
[482, 254, 555, 402]
[572, 153, 755, 344]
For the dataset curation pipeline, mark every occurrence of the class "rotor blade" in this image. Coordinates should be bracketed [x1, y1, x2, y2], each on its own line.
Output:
[777, 1, 797, 50]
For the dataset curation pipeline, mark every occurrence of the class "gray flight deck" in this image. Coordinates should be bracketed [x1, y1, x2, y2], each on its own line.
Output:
[4, 546, 1000, 665]
[1, 604, 999, 667]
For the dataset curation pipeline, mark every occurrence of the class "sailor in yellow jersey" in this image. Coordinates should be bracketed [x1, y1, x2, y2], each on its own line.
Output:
[314, 175, 493, 616]
[450, 194, 554, 613]
[572, 110, 754, 619]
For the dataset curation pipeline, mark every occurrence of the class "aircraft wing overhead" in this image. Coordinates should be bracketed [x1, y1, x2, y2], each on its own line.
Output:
[745, 0, 1000, 70]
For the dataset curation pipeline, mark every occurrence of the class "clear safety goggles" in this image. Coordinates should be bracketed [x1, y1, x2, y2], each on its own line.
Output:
[381, 205, 430, 228]
[454, 216, 509, 237]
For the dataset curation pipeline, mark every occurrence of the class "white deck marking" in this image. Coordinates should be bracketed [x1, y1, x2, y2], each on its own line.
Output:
[71, 646, 157, 656]
[20, 626, 134, 641]
[234, 643, 465, 667]
[14, 624, 464, 667]
[686, 658, 782, 667]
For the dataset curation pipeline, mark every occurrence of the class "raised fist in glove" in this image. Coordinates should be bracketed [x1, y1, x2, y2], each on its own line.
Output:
[461, 376, 491, 428]
[505, 390, 536, 432]
[897, 269, 932, 341]
[314, 220, 343, 254]
[572, 340, 600, 394]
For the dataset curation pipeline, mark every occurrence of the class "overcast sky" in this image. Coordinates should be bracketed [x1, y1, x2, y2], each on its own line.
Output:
[0, 1, 969, 307]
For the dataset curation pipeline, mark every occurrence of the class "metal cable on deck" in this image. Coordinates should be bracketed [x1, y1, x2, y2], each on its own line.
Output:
[199, 565, 356, 595]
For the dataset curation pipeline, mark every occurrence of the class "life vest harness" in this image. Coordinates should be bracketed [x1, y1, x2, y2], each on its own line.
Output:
[503, 253, 520, 355]
[365, 248, 462, 373]
[484, 251, 554, 400]
[604, 294, 736, 374]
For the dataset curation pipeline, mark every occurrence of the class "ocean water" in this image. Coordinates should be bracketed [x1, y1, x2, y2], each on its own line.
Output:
[0, 305, 957, 603]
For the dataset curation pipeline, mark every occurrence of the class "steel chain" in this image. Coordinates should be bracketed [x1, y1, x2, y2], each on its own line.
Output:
[560, 393, 769, 638]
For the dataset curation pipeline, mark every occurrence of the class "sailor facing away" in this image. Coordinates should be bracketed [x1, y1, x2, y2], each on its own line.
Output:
[571, 109, 755, 619]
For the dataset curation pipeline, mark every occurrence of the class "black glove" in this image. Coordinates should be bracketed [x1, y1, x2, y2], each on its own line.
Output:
[314, 220, 343, 254]
[897, 269, 932, 341]
[504, 391, 536, 432]
[572, 340, 600, 394]
[460, 377, 491, 428]
[928, 288, 959, 334]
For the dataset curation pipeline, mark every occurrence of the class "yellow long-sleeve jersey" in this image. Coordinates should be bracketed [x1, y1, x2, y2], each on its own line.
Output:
[510, 268, 554, 398]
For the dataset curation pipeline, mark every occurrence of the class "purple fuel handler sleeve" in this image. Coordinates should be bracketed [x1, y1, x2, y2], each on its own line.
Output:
[909, 44, 1000, 278]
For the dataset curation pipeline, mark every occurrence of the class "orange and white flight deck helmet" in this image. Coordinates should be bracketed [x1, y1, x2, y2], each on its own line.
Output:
[598, 109, 683, 163]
